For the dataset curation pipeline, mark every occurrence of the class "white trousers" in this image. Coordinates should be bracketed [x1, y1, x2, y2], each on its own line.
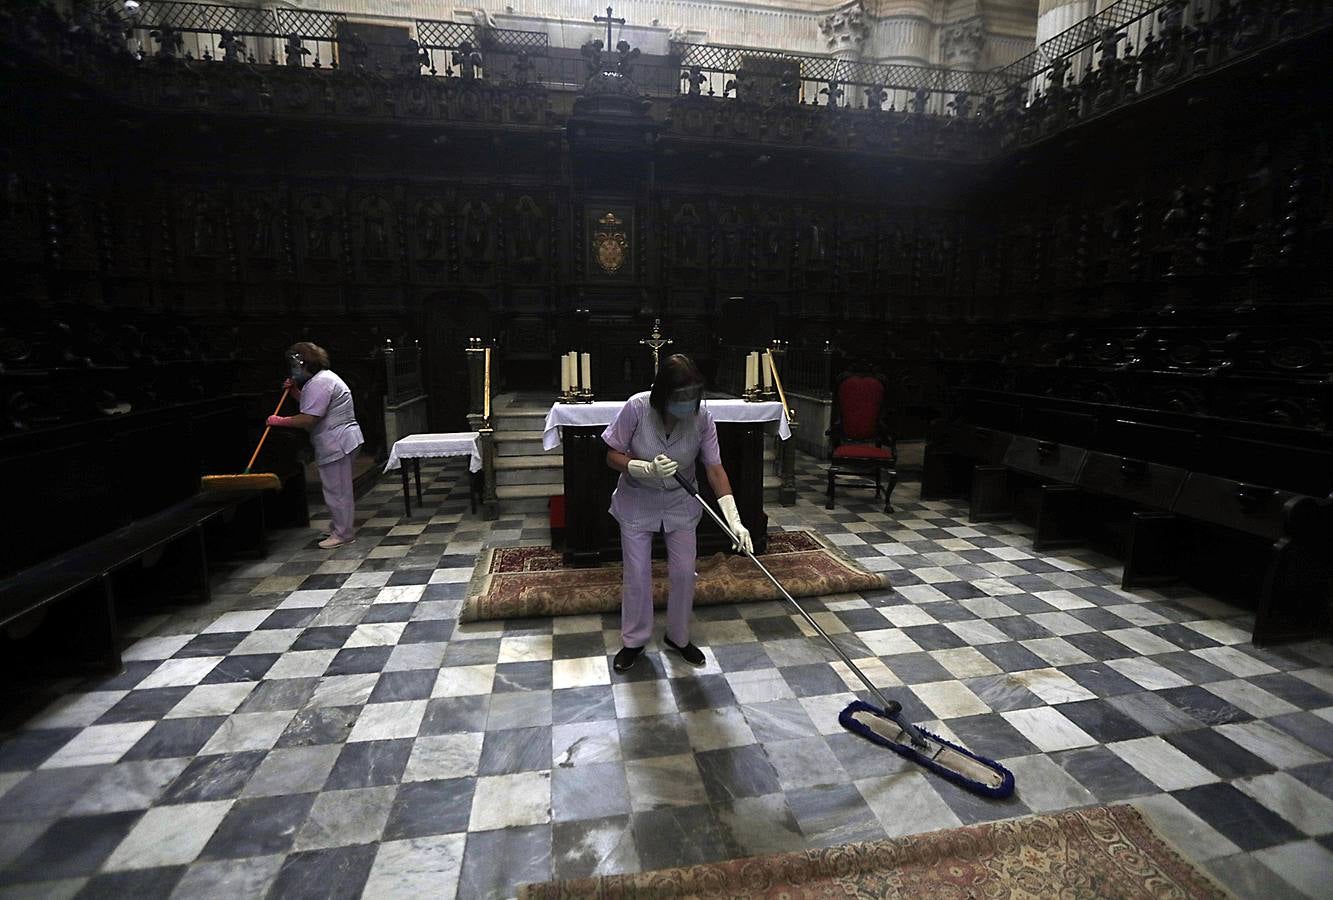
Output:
[317, 452, 356, 541]
[620, 526, 696, 648]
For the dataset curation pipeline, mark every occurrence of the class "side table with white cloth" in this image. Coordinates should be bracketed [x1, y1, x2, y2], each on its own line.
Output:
[384, 432, 482, 516]
[544, 399, 792, 565]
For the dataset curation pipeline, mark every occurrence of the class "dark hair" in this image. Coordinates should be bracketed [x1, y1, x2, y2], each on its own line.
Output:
[649, 353, 705, 417]
[288, 341, 330, 374]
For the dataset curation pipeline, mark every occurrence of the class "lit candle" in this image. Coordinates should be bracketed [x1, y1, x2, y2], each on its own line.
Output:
[762, 351, 772, 391]
[580, 353, 591, 393]
[560, 354, 571, 394]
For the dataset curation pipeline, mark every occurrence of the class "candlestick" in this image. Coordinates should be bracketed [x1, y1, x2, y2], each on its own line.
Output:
[560, 354, 571, 395]
[761, 352, 772, 391]
[580, 353, 591, 393]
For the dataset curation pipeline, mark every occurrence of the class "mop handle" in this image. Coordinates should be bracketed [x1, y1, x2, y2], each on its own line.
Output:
[672, 472, 907, 721]
[244, 387, 291, 474]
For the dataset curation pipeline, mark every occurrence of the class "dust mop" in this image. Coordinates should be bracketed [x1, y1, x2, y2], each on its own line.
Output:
[200, 388, 290, 493]
[674, 472, 1015, 799]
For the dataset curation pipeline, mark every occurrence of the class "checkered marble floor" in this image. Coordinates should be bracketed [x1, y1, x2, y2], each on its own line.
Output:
[2, 452, 1332, 899]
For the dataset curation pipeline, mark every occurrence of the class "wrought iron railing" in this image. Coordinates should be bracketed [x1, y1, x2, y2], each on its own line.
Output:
[993, 0, 1160, 91]
[1001, 0, 1331, 109]
[17, 0, 1333, 136]
[670, 41, 999, 114]
[111, 1, 548, 73]
[991, 0, 1333, 145]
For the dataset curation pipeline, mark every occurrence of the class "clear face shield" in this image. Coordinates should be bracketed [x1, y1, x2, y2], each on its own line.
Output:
[665, 384, 703, 418]
[288, 353, 312, 385]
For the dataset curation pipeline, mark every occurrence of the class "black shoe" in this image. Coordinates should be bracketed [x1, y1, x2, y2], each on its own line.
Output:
[613, 645, 645, 673]
[663, 637, 705, 667]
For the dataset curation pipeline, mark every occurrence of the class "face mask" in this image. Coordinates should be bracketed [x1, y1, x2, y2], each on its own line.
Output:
[666, 400, 696, 418]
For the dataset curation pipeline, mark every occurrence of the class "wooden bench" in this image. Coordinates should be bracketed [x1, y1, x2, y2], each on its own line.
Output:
[923, 389, 1333, 644]
[0, 395, 308, 675]
[0, 489, 273, 672]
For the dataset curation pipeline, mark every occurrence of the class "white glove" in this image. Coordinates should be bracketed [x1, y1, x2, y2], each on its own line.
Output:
[627, 454, 678, 480]
[717, 494, 753, 555]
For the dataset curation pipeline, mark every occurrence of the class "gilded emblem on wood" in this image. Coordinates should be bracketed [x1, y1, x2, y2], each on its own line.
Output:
[593, 211, 628, 273]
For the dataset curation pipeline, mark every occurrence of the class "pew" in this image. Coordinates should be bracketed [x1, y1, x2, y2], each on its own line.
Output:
[0, 395, 308, 676]
[923, 388, 1333, 644]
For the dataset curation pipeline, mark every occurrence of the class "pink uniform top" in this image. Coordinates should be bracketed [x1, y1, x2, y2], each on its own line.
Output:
[300, 370, 365, 465]
[601, 391, 722, 533]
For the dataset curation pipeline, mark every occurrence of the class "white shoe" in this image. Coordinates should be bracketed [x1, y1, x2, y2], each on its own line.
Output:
[318, 535, 355, 549]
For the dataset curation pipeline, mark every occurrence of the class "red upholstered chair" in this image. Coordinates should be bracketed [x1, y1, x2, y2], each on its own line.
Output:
[826, 372, 897, 512]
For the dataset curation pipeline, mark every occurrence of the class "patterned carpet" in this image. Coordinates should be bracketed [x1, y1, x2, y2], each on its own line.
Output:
[463, 530, 889, 622]
[0, 452, 1329, 899]
[520, 804, 1228, 899]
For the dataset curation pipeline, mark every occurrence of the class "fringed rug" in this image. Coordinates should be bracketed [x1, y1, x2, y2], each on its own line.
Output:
[461, 530, 889, 622]
[519, 804, 1230, 900]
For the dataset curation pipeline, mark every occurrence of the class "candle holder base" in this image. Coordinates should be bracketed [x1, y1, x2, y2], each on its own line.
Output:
[558, 390, 593, 404]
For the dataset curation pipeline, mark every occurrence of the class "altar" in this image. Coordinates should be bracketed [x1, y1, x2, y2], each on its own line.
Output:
[544, 399, 792, 565]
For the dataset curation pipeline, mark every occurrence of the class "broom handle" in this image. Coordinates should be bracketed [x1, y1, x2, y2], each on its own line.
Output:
[244, 387, 291, 474]
[672, 473, 919, 738]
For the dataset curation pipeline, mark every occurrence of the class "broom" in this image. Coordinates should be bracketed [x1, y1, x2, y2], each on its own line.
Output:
[200, 387, 290, 492]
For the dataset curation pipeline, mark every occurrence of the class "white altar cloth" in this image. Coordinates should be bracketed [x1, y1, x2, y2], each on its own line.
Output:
[542, 399, 790, 450]
[384, 432, 482, 473]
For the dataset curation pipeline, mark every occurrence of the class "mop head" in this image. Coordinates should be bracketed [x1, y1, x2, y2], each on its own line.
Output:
[839, 700, 1015, 799]
[200, 472, 282, 492]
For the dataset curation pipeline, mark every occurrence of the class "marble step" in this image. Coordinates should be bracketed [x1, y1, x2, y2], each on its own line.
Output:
[495, 455, 563, 486]
[496, 482, 561, 515]
[492, 410, 549, 433]
[494, 429, 559, 458]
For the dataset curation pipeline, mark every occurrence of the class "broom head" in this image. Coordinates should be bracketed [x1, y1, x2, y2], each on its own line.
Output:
[200, 472, 282, 492]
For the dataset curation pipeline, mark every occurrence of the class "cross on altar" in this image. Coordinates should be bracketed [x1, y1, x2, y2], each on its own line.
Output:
[639, 318, 672, 371]
[594, 5, 624, 47]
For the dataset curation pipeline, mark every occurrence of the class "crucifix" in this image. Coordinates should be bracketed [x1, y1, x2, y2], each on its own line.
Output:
[594, 5, 624, 48]
[639, 318, 672, 371]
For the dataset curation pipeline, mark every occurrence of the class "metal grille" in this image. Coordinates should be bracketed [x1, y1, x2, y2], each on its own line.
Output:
[671, 42, 994, 96]
[133, 1, 276, 36]
[274, 9, 347, 40]
[415, 19, 547, 54]
[992, 0, 1161, 86]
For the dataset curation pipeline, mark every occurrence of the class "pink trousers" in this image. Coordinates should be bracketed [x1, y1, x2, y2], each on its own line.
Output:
[620, 525, 696, 648]
[317, 452, 356, 541]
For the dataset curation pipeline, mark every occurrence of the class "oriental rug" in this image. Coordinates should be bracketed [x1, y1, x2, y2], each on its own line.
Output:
[462, 530, 890, 622]
[518, 804, 1230, 900]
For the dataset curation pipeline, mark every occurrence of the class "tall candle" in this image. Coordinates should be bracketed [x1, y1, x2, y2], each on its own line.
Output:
[762, 351, 772, 391]
[580, 353, 591, 393]
[560, 354, 571, 394]
[747, 352, 758, 391]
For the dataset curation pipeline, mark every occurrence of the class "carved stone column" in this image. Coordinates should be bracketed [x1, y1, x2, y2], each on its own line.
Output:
[940, 17, 985, 72]
[819, 1, 869, 107]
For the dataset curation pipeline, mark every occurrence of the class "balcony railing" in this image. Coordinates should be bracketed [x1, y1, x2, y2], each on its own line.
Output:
[17, 0, 1333, 143]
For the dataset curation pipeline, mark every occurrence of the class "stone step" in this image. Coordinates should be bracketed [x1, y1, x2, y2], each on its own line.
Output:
[495, 455, 563, 487]
[492, 411, 549, 433]
[496, 482, 561, 515]
[494, 429, 559, 457]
